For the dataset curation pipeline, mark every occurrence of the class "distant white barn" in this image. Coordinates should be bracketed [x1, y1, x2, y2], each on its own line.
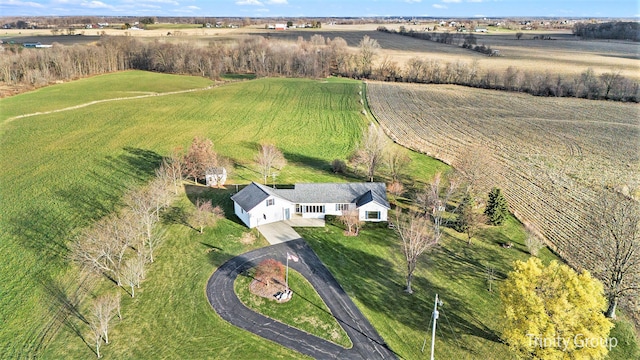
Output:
[231, 182, 390, 228]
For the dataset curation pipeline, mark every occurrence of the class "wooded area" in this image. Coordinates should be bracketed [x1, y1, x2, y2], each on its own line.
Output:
[1, 33, 637, 102]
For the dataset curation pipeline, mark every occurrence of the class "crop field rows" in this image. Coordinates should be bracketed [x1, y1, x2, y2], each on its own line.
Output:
[367, 82, 639, 271]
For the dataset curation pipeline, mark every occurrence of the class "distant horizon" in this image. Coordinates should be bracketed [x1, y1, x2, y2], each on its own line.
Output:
[1, 0, 638, 18]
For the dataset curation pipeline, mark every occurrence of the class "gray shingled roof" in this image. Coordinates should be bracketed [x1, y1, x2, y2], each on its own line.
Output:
[231, 182, 390, 211]
[230, 182, 279, 212]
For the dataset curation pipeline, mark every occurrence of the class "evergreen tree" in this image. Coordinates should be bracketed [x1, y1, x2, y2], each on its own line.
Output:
[455, 193, 473, 235]
[485, 187, 508, 225]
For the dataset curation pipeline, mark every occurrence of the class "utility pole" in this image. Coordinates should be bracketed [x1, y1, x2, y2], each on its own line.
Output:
[421, 293, 441, 359]
[430, 294, 439, 360]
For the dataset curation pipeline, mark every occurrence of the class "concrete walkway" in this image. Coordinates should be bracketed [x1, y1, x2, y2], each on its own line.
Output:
[206, 239, 398, 359]
[257, 222, 302, 245]
[284, 217, 325, 227]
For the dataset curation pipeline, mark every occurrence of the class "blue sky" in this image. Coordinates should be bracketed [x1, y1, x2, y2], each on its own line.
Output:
[1, 0, 638, 18]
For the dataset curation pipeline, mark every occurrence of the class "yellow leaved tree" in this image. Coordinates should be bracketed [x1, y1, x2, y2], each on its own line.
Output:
[500, 257, 614, 359]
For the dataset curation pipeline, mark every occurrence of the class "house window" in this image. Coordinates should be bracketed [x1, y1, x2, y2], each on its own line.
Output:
[304, 205, 325, 213]
[335, 203, 350, 211]
[295, 204, 302, 213]
[266, 199, 274, 206]
[366, 211, 381, 220]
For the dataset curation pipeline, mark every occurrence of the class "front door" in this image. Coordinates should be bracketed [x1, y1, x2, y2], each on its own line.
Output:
[284, 208, 290, 220]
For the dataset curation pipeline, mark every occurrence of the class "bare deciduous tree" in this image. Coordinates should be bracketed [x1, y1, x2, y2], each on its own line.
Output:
[167, 148, 185, 194]
[122, 254, 145, 298]
[156, 151, 184, 196]
[387, 180, 405, 206]
[91, 293, 119, 345]
[351, 124, 387, 182]
[394, 210, 437, 294]
[524, 223, 545, 257]
[456, 193, 486, 245]
[255, 143, 286, 184]
[358, 35, 380, 76]
[70, 220, 119, 283]
[384, 146, 411, 182]
[192, 198, 224, 234]
[419, 172, 458, 244]
[591, 192, 640, 319]
[339, 208, 363, 236]
[453, 145, 493, 198]
[486, 265, 496, 292]
[124, 186, 161, 263]
[89, 319, 103, 358]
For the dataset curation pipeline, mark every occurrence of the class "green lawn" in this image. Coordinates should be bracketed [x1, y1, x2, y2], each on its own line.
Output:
[297, 217, 639, 360]
[0, 71, 213, 123]
[0, 71, 635, 359]
[235, 267, 352, 348]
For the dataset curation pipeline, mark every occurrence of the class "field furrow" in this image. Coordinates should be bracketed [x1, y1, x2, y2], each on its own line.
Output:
[367, 81, 639, 271]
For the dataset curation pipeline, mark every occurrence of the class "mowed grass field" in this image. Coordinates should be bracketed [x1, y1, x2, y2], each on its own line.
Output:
[1, 71, 636, 359]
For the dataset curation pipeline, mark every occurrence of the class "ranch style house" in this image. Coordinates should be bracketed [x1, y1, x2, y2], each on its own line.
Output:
[231, 182, 390, 228]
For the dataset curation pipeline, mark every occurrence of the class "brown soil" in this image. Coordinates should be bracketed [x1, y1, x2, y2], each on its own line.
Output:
[249, 276, 291, 303]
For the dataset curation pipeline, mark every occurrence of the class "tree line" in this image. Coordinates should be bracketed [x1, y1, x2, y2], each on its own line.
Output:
[1, 33, 637, 102]
[66, 137, 230, 357]
[573, 21, 640, 41]
[376, 26, 638, 101]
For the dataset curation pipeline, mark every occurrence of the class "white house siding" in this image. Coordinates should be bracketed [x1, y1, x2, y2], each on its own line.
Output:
[245, 195, 293, 228]
[234, 202, 252, 228]
[324, 203, 354, 216]
[357, 202, 388, 222]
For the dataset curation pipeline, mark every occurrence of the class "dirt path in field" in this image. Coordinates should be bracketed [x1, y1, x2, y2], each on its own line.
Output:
[2, 84, 217, 126]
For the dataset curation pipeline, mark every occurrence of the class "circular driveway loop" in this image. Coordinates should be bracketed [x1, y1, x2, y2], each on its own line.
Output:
[206, 238, 398, 359]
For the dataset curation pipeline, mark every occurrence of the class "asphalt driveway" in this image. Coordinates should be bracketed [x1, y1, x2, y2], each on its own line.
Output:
[206, 239, 398, 359]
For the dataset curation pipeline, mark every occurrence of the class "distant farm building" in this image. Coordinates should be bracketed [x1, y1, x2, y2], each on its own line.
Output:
[275, 24, 287, 30]
[23, 42, 52, 48]
[475, 27, 488, 33]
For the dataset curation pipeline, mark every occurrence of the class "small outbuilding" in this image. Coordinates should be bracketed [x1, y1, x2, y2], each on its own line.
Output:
[205, 167, 227, 187]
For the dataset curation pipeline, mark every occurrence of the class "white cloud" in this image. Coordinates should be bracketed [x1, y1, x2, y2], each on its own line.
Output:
[0, 0, 45, 7]
[468, 0, 483, 2]
[122, 0, 180, 5]
[405, 0, 422, 3]
[81, 1, 115, 9]
[442, 0, 461, 3]
[236, 0, 263, 5]
[266, 0, 287, 4]
[432, 4, 447, 9]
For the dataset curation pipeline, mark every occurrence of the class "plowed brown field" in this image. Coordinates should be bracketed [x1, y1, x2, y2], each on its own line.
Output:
[367, 81, 639, 271]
